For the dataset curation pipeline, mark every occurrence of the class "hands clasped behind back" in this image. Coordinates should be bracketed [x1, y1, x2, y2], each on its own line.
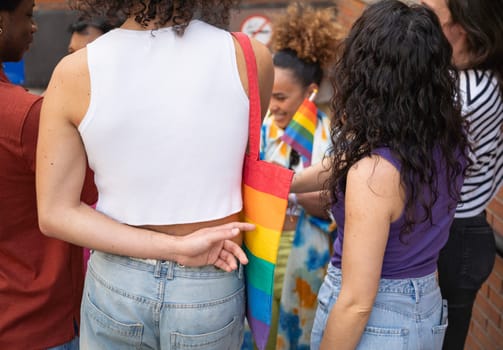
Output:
[175, 222, 252, 272]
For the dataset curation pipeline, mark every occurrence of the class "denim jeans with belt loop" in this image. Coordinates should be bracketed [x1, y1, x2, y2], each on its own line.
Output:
[311, 264, 448, 350]
[80, 251, 245, 349]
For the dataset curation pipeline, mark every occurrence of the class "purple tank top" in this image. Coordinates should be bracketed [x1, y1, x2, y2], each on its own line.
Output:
[330, 147, 465, 278]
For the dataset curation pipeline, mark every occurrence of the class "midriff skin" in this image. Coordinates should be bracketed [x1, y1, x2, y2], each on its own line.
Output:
[139, 212, 243, 245]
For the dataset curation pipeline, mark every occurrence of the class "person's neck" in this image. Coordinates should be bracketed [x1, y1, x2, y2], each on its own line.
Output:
[121, 17, 175, 31]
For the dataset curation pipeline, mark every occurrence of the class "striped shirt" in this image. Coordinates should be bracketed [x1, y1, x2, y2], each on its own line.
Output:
[456, 69, 503, 218]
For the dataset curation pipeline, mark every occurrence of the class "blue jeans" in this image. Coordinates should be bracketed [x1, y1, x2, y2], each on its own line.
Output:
[47, 336, 79, 350]
[311, 264, 448, 349]
[80, 251, 245, 349]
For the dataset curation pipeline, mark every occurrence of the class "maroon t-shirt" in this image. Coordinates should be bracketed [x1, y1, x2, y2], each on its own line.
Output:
[0, 69, 98, 348]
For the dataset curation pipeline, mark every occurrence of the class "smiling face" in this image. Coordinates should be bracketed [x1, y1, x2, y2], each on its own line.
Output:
[268, 67, 311, 130]
[0, 0, 37, 63]
[421, 0, 469, 68]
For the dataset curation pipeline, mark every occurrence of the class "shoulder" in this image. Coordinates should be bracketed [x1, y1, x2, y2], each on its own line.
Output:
[249, 37, 272, 62]
[50, 49, 88, 84]
[459, 69, 501, 110]
[346, 154, 403, 221]
[351, 154, 399, 178]
[43, 49, 90, 125]
[0, 80, 41, 107]
[248, 38, 274, 88]
[0, 82, 42, 135]
[348, 154, 401, 197]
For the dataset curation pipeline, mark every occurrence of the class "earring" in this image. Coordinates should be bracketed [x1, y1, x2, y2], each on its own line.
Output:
[0, 28, 3, 35]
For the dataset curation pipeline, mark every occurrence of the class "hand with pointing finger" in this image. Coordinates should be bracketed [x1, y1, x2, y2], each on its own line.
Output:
[174, 222, 253, 271]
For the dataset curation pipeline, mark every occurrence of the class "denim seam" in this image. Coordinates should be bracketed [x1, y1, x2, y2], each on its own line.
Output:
[88, 264, 157, 306]
[372, 300, 439, 321]
[170, 316, 238, 347]
[85, 293, 144, 338]
[162, 285, 245, 309]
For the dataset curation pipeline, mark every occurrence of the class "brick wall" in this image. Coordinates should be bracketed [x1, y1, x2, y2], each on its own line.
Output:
[468, 188, 503, 350]
[487, 188, 503, 239]
[466, 251, 503, 350]
[35, 0, 67, 9]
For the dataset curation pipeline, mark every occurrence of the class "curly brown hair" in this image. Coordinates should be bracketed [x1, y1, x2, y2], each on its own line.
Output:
[271, 2, 343, 67]
[69, 0, 240, 34]
[328, 0, 469, 238]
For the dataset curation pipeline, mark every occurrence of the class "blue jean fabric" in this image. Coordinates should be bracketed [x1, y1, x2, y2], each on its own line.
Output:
[47, 336, 79, 350]
[80, 251, 245, 350]
[311, 264, 448, 350]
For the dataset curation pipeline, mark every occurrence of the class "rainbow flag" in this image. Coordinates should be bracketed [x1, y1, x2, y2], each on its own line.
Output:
[242, 158, 292, 350]
[280, 90, 318, 167]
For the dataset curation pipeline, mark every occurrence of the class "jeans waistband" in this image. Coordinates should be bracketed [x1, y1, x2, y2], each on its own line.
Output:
[92, 251, 244, 280]
[327, 264, 438, 299]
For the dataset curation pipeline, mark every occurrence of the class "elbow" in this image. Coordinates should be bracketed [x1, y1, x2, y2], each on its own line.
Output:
[38, 216, 56, 238]
[338, 292, 375, 319]
[352, 304, 373, 318]
[37, 207, 60, 238]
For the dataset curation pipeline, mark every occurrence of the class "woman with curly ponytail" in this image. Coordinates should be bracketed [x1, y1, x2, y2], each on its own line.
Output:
[36, 0, 274, 348]
[255, 3, 343, 349]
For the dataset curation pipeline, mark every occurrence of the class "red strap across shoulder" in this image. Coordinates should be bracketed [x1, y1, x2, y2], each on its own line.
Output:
[232, 32, 261, 161]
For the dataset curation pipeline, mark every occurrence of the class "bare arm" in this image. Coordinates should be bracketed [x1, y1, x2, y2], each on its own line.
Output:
[320, 155, 404, 349]
[36, 51, 250, 271]
[296, 191, 330, 219]
[251, 38, 274, 121]
[290, 156, 332, 193]
[234, 36, 274, 122]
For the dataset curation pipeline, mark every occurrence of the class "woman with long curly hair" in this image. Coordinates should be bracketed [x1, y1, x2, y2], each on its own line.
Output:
[35, 0, 274, 348]
[255, 3, 343, 349]
[421, 0, 503, 348]
[292, 0, 470, 348]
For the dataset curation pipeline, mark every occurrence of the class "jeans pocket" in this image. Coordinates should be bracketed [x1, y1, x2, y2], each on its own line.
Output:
[170, 316, 240, 350]
[431, 299, 448, 350]
[357, 325, 409, 349]
[83, 292, 144, 349]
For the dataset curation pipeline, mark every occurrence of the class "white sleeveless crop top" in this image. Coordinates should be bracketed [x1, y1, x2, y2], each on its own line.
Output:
[79, 20, 249, 225]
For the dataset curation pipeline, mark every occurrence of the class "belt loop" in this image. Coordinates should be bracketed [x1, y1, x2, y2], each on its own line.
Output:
[412, 279, 420, 304]
[441, 299, 448, 325]
[166, 261, 174, 280]
[238, 261, 244, 280]
[154, 260, 163, 278]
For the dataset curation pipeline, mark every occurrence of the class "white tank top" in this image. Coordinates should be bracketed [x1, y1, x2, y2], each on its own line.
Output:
[79, 20, 249, 225]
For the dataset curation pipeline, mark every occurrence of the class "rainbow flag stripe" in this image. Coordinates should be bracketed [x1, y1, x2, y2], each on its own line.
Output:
[242, 158, 292, 350]
[281, 98, 318, 167]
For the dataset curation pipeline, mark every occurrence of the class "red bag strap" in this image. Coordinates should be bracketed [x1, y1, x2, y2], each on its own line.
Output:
[232, 32, 261, 161]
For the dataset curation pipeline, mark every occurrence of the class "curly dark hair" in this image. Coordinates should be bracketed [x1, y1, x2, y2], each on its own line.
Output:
[69, 0, 240, 34]
[447, 0, 503, 91]
[271, 2, 344, 87]
[327, 0, 470, 239]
